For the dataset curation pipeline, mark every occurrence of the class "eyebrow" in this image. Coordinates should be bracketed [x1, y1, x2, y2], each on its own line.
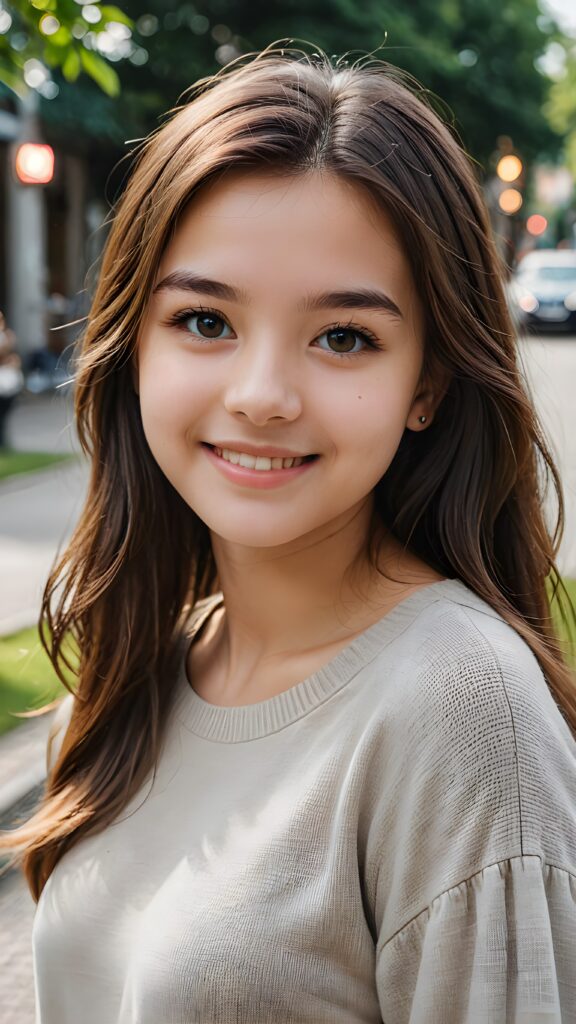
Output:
[153, 271, 404, 319]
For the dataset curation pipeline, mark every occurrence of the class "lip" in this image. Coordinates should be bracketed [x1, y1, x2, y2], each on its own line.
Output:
[205, 440, 315, 458]
[202, 443, 319, 489]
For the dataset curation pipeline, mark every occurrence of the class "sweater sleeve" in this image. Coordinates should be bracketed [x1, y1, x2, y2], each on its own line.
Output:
[375, 856, 575, 1023]
[366, 605, 576, 1023]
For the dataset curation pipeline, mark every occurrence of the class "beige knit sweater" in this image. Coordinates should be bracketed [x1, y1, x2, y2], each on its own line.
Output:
[33, 579, 576, 1022]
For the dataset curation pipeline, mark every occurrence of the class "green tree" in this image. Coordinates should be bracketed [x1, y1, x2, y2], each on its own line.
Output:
[104, 0, 565, 168]
[544, 41, 576, 178]
[5, 0, 569, 179]
[1, 0, 132, 97]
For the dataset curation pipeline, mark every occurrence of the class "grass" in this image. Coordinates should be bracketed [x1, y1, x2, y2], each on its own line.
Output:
[0, 580, 574, 740]
[0, 450, 76, 481]
[0, 626, 77, 737]
[553, 578, 576, 666]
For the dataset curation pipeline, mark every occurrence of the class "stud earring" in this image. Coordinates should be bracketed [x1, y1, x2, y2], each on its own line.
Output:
[418, 415, 427, 424]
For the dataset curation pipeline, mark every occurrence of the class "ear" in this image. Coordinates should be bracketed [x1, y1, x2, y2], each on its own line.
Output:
[405, 364, 451, 432]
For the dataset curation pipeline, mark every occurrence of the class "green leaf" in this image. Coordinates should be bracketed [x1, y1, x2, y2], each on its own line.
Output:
[0, 59, 27, 98]
[30, 0, 57, 10]
[99, 6, 134, 28]
[62, 47, 81, 82]
[80, 46, 120, 97]
[47, 25, 73, 48]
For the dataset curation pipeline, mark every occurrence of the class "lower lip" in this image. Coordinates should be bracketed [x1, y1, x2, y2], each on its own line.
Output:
[202, 444, 319, 489]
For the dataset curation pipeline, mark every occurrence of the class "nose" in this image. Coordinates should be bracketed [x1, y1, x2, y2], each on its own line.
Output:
[223, 343, 302, 425]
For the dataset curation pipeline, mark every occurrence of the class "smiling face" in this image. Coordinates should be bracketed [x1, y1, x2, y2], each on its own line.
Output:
[134, 170, 436, 550]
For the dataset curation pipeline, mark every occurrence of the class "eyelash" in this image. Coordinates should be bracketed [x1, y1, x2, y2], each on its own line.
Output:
[163, 305, 385, 360]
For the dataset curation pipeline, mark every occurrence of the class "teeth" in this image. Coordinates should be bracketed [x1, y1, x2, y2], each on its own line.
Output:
[214, 447, 306, 471]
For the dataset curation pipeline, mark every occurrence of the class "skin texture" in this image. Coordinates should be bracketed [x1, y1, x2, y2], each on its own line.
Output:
[134, 170, 447, 704]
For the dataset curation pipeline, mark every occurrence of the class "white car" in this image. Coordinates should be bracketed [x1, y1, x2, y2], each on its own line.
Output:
[507, 249, 576, 333]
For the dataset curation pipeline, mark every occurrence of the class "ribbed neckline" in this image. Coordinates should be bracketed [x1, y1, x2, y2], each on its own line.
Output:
[175, 578, 479, 743]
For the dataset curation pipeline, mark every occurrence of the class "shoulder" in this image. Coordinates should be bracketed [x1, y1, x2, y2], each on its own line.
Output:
[390, 580, 573, 750]
[378, 579, 575, 853]
[362, 581, 576, 941]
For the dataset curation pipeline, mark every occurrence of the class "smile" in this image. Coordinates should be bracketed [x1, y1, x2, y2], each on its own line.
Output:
[201, 443, 319, 489]
[212, 446, 315, 471]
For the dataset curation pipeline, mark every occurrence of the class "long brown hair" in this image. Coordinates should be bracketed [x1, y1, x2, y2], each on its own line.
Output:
[2, 43, 575, 901]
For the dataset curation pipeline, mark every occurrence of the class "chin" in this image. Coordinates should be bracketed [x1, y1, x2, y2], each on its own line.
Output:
[208, 521, 314, 549]
[194, 506, 331, 550]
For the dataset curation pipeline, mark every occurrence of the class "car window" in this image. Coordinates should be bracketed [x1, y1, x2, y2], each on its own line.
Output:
[518, 264, 576, 282]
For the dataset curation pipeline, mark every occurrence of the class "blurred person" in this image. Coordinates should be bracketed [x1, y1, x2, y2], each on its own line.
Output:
[0, 310, 24, 448]
[2, 45, 575, 1023]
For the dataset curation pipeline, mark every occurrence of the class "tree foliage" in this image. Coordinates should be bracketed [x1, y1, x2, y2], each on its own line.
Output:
[2, 0, 569, 173]
[544, 40, 576, 178]
[1, 0, 134, 97]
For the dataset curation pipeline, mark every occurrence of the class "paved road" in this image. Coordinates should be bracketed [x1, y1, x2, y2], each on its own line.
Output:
[0, 390, 88, 635]
[0, 868, 36, 1024]
[518, 334, 576, 575]
[0, 788, 43, 1024]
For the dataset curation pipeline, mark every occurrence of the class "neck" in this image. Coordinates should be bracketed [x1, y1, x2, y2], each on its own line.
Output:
[207, 499, 440, 681]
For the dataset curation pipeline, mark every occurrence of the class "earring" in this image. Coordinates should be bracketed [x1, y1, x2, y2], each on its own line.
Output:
[418, 415, 427, 424]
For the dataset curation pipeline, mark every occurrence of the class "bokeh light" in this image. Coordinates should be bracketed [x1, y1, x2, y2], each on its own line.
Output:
[526, 214, 548, 236]
[496, 155, 523, 182]
[498, 188, 523, 214]
[15, 144, 55, 185]
[39, 15, 60, 36]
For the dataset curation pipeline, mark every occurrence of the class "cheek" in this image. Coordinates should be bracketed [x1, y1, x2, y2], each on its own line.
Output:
[317, 371, 412, 453]
[138, 351, 210, 433]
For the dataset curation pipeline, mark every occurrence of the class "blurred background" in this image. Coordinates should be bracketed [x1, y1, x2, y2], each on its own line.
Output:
[1, 2, 576, 1020]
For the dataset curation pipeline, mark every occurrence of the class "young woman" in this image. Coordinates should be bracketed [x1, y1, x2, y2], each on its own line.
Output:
[3, 45, 576, 1023]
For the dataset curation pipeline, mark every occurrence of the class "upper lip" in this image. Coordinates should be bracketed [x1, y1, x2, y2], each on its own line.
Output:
[205, 441, 315, 458]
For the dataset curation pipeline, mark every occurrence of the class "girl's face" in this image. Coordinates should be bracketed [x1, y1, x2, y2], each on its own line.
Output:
[135, 171, 435, 549]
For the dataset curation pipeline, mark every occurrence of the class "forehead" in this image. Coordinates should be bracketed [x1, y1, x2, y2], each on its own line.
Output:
[157, 170, 415, 304]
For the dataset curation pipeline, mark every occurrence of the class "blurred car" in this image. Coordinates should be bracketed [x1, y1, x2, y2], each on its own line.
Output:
[507, 249, 576, 334]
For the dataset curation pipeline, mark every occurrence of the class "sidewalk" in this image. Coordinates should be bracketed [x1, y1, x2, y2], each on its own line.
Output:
[0, 387, 88, 635]
[0, 391, 79, 1024]
[0, 711, 57, 820]
[0, 865, 36, 1024]
[0, 388, 83, 812]
[0, 383, 86, 835]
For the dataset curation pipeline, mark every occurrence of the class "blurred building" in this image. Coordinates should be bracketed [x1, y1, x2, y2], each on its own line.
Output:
[0, 91, 106, 368]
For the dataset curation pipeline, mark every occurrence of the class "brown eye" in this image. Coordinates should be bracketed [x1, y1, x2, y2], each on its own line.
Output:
[193, 313, 228, 339]
[171, 309, 234, 341]
[325, 328, 359, 353]
[313, 325, 382, 360]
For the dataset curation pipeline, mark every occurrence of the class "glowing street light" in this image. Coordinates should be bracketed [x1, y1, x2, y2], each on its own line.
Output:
[526, 214, 548, 237]
[496, 155, 523, 182]
[14, 143, 55, 184]
[498, 188, 523, 215]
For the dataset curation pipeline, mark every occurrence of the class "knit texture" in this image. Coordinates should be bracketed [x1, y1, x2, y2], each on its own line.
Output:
[33, 579, 576, 1022]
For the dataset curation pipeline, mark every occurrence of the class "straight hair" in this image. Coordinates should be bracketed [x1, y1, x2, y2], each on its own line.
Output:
[2, 43, 574, 901]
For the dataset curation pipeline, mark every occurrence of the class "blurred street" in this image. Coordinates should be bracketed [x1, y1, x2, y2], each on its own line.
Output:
[519, 334, 576, 575]
[0, 388, 88, 635]
[0, 865, 36, 1024]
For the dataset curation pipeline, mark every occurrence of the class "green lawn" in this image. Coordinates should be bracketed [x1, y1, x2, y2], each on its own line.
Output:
[554, 578, 576, 667]
[0, 450, 76, 481]
[0, 581, 574, 739]
[0, 627, 76, 736]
